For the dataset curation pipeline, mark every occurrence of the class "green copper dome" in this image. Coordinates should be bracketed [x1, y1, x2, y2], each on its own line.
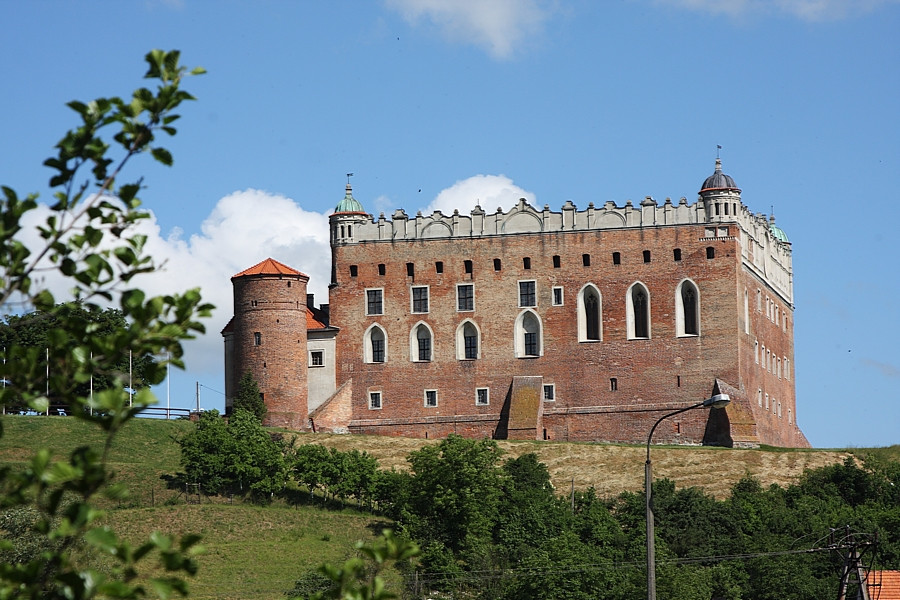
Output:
[334, 183, 365, 213]
[769, 216, 789, 243]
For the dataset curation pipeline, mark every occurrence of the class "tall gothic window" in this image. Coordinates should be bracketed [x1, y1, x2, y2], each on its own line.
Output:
[516, 310, 542, 358]
[578, 285, 602, 342]
[365, 325, 386, 363]
[627, 282, 650, 339]
[676, 280, 700, 336]
[415, 324, 432, 361]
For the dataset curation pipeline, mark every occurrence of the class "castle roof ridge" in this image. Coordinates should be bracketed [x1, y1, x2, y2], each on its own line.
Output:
[232, 257, 308, 279]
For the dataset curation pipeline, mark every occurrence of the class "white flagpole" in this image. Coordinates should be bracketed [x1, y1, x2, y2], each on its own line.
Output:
[128, 349, 133, 407]
[45, 347, 49, 415]
[166, 352, 170, 419]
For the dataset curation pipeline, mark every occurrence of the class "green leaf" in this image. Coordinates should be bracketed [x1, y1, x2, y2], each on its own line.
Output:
[151, 147, 173, 166]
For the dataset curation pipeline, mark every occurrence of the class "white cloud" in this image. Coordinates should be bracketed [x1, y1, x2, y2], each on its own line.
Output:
[422, 174, 536, 215]
[385, 0, 552, 59]
[652, 0, 900, 21]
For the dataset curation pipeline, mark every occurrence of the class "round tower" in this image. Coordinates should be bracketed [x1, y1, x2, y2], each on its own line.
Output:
[329, 180, 370, 285]
[699, 157, 742, 223]
[231, 258, 309, 429]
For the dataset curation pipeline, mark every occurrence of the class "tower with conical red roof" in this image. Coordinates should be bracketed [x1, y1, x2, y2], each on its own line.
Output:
[229, 258, 310, 429]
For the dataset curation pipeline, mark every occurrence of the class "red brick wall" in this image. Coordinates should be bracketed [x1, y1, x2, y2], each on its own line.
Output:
[330, 223, 801, 445]
[232, 273, 309, 430]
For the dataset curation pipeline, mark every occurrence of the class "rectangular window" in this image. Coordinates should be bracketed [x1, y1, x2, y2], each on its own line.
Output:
[612, 252, 621, 265]
[543, 384, 555, 402]
[758, 389, 762, 407]
[705, 227, 716, 238]
[369, 392, 382, 410]
[755, 340, 759, 363]
[424, 389, 437, 407]
[475, 387, 489, 406]
[371, 338, 384, 363]
[552, 286, 563, 306]
[673, 248, 682, 261]
[464, 259, 473, 274]
[254, 332, 261, 346]
[366, 289, 383, 315]
[412, 286, 429, 313]
[406, 262, 414, 277]
[309, 350, 324, 367]
[435, 261, 443, 274]
[519, 280, 536, 307]
[718, 226, 729, 237]
[524, 332, 538, 356]
[582, 254, 591, 266]
[457, 284, 474, 311]
[493, 258, 502, 271]
[349, 265, 358, 277]
[610, 377, 618, 391]
[418, 335, 431, 361]
[378, 263, 386, 276]
[523, 257, 531, 270]
[464, 332, 478, 359]
[552, 255, 561, 268]
[643, 250, 651, 263]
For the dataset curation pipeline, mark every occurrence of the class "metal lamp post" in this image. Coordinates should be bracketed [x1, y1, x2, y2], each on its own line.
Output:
[645, 393, 731, 600]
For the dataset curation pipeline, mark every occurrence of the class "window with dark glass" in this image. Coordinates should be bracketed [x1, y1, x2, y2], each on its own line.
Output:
[553, 255, 561, 268]
[543, 384, 555, 401]
[643, 250, 651, 263]
[435, 261, 443, 274]
[706, 246, 716, 259]
[406, 262, 414, 277]
[582, 254, 591, 266]
[552, 287, 563, 306]
[370, 328, 385, 363]
[464, 259, 473, 274]
[476, 388, 489, 405]
[457, 284, 474, 311]
[349, 265, 358, 277]
[613, 252, 621, 265]
[378, 263, 386, 276]
[633, 287, 649, 338]
[673, 248, 682, 261]
[463, 322, 478, 359]
[412, 286, 429, 313]
[585, 290, 600, 341]
[366, 289, 383, 315]
[523, 257, 531, 270]
[493, 258, 502, 271]
[417, 327, 431, 361]
[310, 350, 324, 367]
[682, 285, 698, 335]
[254, 332, 261, 346]
[424, 390, 437, 407]
[369, 392, 381, 409]
[519, 281, 536, 307]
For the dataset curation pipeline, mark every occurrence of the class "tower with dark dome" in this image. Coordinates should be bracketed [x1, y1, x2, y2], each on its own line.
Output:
[699, 158, 742, 223]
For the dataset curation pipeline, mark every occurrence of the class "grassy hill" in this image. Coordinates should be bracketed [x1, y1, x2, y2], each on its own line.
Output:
[1, 415, 892, 599]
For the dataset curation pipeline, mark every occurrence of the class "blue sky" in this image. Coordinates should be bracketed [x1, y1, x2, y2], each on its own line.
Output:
[2, 0, 898, 448]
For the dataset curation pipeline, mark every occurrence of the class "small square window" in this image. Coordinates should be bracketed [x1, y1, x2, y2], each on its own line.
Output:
[612, 252, 621, 265]
[643, 250, 651, 263]
[543, 384, 555, 401]
[493, 258, 502, 271]
[435, 261, 443, 274]
[706, 246, 716, 259]
[673, 248, 682, 261]
[582, 254, 591, 266]
[476, 387, 489, 406]
[412, 286, 429, 313]
[349, 265, 358, 277]
[464, 260, 473, 274]
[369, 392, 382, 410]
[519, 281, 536, 307]
[378, 263, 386, 276]
[610, 377, 618, 391]
[523, 257, 531, 270]
[552, 286, 563, 306]
[309, 350, 324, 367]
[424, 389, 438, 407]
[552, 255, 561, 268]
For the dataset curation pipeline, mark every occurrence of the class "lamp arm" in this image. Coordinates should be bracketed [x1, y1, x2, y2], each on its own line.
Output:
[645, 400, 706, 463]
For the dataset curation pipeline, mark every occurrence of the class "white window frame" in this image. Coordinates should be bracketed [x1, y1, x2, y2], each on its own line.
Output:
[675, 278, 701, 337]
[309, 349, 325, 368]
[552, 286, 564, 306]
[456, 283, 475, 312]
[365, 287, 384, 316]
[475, 387, 490, 406]
[410, 321, 434, 362]
[424, 389, 438, 408]
[411, 285, 430, 314]
[518, 279, 537, 308]
[456, 319, 481, 360]
[543, 384, 555, 402]
[368, 391, 383, 410]
[364, 323, 388, 364]
[626, 281, 651, 340]
[577, 283, 603, 342]
[514, 309, 543, 358]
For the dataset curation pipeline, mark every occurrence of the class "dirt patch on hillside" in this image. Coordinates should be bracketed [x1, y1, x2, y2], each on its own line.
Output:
[291, 433, 850, 499]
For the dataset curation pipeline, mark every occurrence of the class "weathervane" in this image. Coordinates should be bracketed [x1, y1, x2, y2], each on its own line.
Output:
[346, 172, 354, 185]
[716, 144, 722, 158]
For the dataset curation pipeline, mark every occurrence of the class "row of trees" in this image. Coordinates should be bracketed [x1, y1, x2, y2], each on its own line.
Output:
[177, 416, 900, 600]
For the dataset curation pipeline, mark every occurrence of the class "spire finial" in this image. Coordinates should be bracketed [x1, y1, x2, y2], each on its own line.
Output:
[346, 172, 354, 192]
[716, 144, 722, 159]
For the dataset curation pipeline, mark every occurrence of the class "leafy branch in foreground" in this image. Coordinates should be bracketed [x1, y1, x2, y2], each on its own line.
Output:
[0, 49, 211, 599]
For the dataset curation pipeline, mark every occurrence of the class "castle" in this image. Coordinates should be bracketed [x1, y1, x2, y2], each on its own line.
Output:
[222, 159, 809, 447]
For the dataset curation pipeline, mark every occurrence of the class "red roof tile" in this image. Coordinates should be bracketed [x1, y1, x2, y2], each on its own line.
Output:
[869, 570, 900, 600]
[232, 258, 308, 279]
[306, 307, 327, 330]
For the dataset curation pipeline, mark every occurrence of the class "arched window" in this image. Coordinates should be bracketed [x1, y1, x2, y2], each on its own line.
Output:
[675, 279, 700, 337]
[515, 310, 543, 358]
[577, 284, 602, 342]
[364, 324, 387, 363]
[456, 320, 481, 360]
[626, 282, 651, 339]
[410, 322, 433, 362]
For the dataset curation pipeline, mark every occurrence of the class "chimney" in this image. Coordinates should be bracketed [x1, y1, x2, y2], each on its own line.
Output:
[319, 304, 330, 325]
[306, 293, 314, 309]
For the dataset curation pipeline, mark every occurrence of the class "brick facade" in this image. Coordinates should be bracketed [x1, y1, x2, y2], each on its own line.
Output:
[225, 162, 810, 447]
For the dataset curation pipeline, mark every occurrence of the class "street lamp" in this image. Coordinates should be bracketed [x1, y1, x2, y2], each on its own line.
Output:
[645, 393, 730, 600]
